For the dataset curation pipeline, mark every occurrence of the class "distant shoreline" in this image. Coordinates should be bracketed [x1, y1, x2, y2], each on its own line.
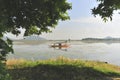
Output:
[81, 38, 120, 43]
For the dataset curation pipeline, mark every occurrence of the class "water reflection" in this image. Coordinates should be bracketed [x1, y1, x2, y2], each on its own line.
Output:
[50, 46, 68, 51]
[8, 40, 120, 66]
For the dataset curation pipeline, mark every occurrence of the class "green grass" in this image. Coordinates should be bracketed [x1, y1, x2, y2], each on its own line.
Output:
[7, 57, 120, 80]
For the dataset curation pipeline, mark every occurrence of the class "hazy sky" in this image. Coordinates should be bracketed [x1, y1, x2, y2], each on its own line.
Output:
[7, 0, 120, 40]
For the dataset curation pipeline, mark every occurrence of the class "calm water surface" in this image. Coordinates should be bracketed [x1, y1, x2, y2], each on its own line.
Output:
[8, 40, 120, 66]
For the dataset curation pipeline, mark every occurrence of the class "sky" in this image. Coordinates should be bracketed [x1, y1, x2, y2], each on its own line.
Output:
[6, 0, 120, 40]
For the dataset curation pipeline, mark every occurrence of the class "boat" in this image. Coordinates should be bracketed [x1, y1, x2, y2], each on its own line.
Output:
[50, 42, 70, 48]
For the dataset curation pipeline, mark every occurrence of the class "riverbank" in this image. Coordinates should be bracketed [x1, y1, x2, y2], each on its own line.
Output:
[6, 57, 120, 80]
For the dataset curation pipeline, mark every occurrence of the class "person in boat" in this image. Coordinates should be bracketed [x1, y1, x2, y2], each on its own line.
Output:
[58, 43, 62, 46]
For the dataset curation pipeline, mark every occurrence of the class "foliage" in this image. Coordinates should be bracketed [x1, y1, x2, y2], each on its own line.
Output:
[92, 0, 120, 21]
[0, 38, 13, 61]
[7, 57, 120, 80]
[0, 61, 12, 80]
[0, 0, 71, 36]
[0, 0, 71, 61]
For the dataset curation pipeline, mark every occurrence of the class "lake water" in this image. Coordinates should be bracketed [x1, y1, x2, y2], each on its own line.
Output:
[8, 40, 120, 66]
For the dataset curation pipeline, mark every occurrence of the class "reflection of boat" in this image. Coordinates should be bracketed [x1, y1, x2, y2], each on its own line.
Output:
[50, 44, 70, 48]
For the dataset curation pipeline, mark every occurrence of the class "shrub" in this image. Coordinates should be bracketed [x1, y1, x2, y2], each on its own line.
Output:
[0, 61, 11, 80]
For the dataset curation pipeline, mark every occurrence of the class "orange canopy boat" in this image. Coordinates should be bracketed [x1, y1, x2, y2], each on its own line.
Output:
[50, 42, 70, 48]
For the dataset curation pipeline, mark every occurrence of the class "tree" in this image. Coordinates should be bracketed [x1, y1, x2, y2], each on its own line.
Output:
[0, 0, 71, 61]
[92, 0, 120, 21]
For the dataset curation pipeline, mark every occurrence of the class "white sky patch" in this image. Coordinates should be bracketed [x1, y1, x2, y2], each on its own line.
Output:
[71, 17, 104, 24]
[41, 13, 120, 40]
[4, 28, 25, 40]
[71, 12, 120, 25]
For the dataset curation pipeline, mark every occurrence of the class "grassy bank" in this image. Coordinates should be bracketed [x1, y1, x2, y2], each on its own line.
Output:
[6, 57, 120, 80]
